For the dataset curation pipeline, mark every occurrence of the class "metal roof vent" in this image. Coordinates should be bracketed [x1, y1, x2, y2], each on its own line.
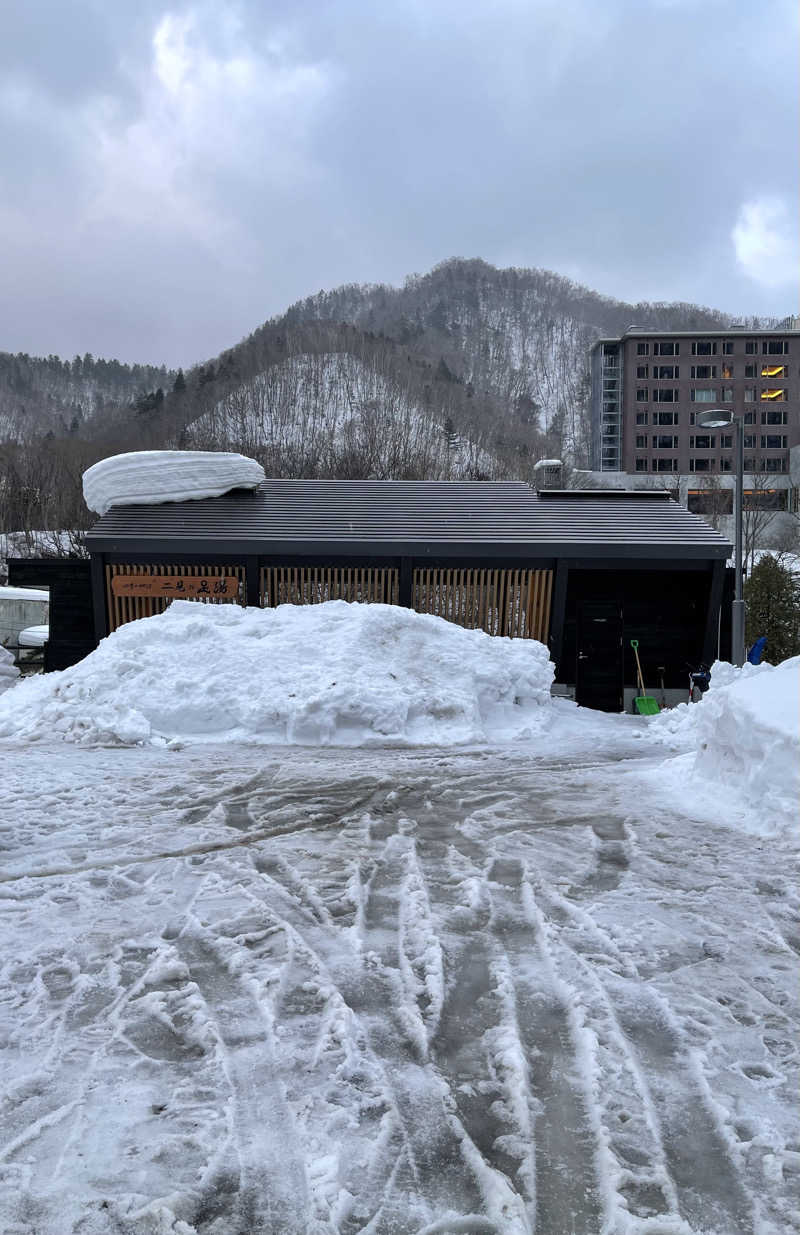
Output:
[532, 458, 563, 490]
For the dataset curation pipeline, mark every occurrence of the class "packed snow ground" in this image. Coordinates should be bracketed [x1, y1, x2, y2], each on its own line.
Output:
[0, 613, 797, 1233]
[0, 733, 797, 1235]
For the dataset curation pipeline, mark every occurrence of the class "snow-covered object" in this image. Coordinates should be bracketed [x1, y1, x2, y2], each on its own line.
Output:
[654, 657, 799, 828]
[82, 450, 266, 516]
[0, 645, 19, 694]
[0, 586, 49, 602]
[0, 601, 555, 747]
[18, 625, 48, 648]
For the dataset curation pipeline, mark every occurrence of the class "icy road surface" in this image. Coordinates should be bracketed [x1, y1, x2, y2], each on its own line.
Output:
[0, 732, 797, 1235]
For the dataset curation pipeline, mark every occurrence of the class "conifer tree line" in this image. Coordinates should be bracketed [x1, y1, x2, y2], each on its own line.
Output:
[0, 258, 784, 548]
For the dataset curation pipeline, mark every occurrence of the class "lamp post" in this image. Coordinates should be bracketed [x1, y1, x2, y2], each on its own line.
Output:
[696, 408, 745, 666]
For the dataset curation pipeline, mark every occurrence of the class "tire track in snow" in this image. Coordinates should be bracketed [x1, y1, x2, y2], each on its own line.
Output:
[609, 978, 756, 1235]
[174, 927, 311, 1235]
[486, 859, 605, 1235]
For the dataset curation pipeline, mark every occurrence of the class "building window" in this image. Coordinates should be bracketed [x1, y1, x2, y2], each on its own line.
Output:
[745, 489, 788, 510]
[763, 340, 788, 354]
[653, 411, 679, 425]
[654, 435, 679, 449]
[636, 365, 649, 378]
[691, 341, 716, 355]
[635, 458, 649, 472]
[635, 434, 648, 448]
[653, 341, 679, 356]
[721, 363, 733, 378]
[654, 364, 679, 379]
[762, 364, 787, 378]
[721, 435, 733, 448]
[655, 458, 678, 472]
[761, 435, 788, 449]
[689, 458, 712, 472]
[635, 411, 648, 425]
[691, 389, 717, 402]
[602, 343, 618, 356]
[722, 341, 734, 355]
[636, 342, 650, 355]
[744, 457, 756, 470]
[763, 409, 788, 425]
[745, 340, 757, 354]
[744, 388, 756, 402]
[722, 388, 733, 402]
[744, 435, 756, 449]
[744, 411, 756, 424]
[653, 388, 679, 402]
[745, 364, 756, 378]
[764, 458, 788, 472]
[690, 435, 715, 449]
[761, 388, 787, 401]
[720, 458, 732, 472]
[636, 388, 649, 401]
[690, 365, 717, 379]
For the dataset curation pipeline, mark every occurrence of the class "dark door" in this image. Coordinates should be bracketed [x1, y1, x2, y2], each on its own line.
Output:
[575, 601, 624, 712]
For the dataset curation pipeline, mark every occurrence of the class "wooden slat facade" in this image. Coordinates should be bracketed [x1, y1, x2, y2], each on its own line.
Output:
[412, 568, 552, 640]
[261, 566, 399, 607]
[105, 563, 245, 633]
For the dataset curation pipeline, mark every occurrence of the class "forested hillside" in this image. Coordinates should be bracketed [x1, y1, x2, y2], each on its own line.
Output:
[0, 257, 775, 545]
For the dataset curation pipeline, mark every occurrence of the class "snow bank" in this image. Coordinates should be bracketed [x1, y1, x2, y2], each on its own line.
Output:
[82, 451, 265, 516]
[0, 601, 555, 747]
[653, 657, 799, 830]
[0, 645, 19, 695]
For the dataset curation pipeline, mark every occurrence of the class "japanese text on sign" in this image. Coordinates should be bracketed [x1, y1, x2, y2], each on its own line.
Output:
[111, 575, 241, 599]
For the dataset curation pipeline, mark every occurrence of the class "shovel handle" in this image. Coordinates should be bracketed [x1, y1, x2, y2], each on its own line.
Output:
[630, 639, 646, 696]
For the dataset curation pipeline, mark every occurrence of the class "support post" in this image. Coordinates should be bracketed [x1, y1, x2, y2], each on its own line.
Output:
[733, 417, 746, 666]
[90, 553, 107, 643]
[548, 560, 569, 678]
[245, 556, 261, 608]
[399, 557, 413, 608]
[702, 559, 726, 667]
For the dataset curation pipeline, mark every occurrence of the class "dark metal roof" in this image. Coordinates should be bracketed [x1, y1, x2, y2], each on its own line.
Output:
[85, 479, 731, 560]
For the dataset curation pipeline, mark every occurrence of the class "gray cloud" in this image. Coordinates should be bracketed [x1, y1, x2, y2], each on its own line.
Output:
[1, 0, 797, 367]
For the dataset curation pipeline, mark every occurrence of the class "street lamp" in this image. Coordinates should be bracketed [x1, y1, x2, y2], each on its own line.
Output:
[695, 408, 745, 666]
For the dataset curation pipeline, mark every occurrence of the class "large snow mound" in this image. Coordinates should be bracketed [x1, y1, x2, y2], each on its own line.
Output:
[653, 657, 799, 828]
[0, 645, 19, 695]
[82, 450, 265, 515]
[0, 601, 555, 747]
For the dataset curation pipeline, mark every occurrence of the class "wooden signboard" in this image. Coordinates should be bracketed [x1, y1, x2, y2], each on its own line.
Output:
[111, 574, 241, 599]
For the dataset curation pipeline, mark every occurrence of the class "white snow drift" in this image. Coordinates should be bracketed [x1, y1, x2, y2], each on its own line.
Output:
[82, 450, 265, 515]
[0, 645, 19, 695]
[652, 656, 799, 831]
[0, 601, 555, 747]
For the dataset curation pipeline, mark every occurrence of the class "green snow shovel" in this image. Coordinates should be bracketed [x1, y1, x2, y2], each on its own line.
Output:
[630, 640, 660, 715]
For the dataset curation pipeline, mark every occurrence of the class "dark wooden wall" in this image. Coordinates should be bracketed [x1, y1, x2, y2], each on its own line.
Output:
[7, 559, 95, 671]
[558, 567, 714, 689]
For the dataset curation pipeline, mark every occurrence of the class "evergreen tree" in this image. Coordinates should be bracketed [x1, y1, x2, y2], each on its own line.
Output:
[173, 369, 186, 393]
[744, 555, 800, 664]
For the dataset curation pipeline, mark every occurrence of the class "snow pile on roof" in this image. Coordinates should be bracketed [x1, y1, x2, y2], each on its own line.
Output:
[18, 625, 48, 648]
[0, 601, 555, 747]
[0, 646, 19, 695]
[653, 657, 799, 831]
[0, 586, 49, 602]
[82, 451, 265, 516]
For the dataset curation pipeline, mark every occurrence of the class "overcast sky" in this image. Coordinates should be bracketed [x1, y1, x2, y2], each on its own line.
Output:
[2, 0, 798, 369]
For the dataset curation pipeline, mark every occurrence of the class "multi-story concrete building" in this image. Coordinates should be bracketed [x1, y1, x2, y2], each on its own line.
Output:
[590, 327, 800, 482]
